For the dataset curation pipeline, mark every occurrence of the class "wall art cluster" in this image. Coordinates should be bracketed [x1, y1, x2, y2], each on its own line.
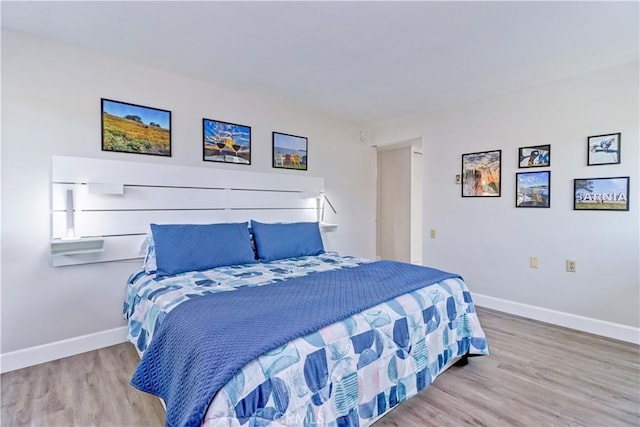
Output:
[460, 132, 628, 211]
[101, 98, 309, 171]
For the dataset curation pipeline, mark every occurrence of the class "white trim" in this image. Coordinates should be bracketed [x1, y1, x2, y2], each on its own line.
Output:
[3, 295, 636, 374]
[473, 293, 640, 345]
[0, 326, 128, 373]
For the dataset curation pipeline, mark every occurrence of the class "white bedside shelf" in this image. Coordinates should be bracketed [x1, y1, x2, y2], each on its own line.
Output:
[50, 237, 105, 256]
[320, 222, 338, 232]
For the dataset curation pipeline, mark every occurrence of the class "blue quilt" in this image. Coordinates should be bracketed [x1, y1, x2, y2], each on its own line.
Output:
[131, 260, 460, 427]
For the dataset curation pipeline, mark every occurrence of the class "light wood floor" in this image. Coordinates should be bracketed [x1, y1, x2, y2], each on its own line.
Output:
[2, 307, 638, 426]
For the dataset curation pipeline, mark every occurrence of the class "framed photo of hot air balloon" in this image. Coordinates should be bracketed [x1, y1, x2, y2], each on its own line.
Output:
[272, 132, 308, 171]
[518, 144, 550, 168]
[203, 118, 251, 165]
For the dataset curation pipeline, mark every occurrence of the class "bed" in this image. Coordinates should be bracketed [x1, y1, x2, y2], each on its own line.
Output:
[123, 221, 489, 427]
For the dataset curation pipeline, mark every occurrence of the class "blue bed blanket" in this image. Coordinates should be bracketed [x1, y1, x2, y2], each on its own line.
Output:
[131, 260, 460, 427]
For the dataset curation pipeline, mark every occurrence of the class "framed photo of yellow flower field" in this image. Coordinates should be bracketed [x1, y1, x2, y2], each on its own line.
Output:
[101, 98, 171, 157]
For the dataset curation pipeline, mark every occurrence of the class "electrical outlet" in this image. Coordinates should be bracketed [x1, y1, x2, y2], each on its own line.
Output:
[566, 260, 576, 272]
[530, 256, 539, 268]
[430, 229, 436, 239]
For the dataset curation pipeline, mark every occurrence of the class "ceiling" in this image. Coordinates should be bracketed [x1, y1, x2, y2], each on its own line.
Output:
[2, 1, 639, 125]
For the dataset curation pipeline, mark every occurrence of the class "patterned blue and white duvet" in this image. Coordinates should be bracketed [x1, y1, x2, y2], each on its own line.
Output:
[124, 252, 489, 426]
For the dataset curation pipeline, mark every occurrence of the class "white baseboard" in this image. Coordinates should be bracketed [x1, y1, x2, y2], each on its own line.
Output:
[473, 293, 640, 345]
[2, 295, 637, 374]
[0, 326, 128, 373]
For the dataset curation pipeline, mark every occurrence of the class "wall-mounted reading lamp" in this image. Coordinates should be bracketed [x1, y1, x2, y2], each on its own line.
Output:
[320, 194, 336, 221]
[300, 191, 338, 232]
[51, 182, 123, 261]
[62, 183, 124, 239]
[87, 182, 125, 195]
[64, 189, 77, 240]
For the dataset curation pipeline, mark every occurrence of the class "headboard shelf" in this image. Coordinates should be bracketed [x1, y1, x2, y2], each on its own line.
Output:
[51, 237, 105, 256]
[51, 156, 325, 266]
[52, 156, 322, 192]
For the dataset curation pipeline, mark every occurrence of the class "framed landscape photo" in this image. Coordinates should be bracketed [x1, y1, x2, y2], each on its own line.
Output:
[203, 118, 251, 165]
[587, 133, 620, 166]
[574, 177, 629, 211]
[461, 150, 501, 197]
[516, 171, 550, 208]
[101, 98, 171, 156]
[518, 144, 550, 168]
[272, 132, 308, 170]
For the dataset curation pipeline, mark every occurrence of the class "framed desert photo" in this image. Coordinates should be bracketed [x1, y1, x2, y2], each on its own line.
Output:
[272, 132, 308, 170]
[574, 177, 629, 211]
[518, 144, 550, 168]
[461, 150, 501, 197]
[203, 118, 251, 165]
[101, 98, 171, 156]
[587, 133, 620, 166]
[516, 171, 550, 208]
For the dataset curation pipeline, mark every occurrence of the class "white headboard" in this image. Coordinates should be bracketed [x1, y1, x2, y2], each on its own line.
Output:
[51, 156, 324, 266]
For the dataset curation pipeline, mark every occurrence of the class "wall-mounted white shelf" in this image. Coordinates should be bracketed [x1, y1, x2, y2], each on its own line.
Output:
[50, 237, 105, 256]
[320, 222, 338, 232]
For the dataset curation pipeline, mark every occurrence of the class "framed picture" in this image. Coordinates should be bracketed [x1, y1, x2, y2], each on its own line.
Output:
[203, 118, 251, 165]
[461, 150, 501, 197]
[101, 98, 171, 156]
[516, 171, 550, 208]
[574, 177, 629, 211]
[587, 133, 620, 166]
[518, 144, 550, 168]
[272, 132, 308, 170]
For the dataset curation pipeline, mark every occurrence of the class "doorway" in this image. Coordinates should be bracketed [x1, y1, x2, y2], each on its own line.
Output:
[376, 139, 423, 264]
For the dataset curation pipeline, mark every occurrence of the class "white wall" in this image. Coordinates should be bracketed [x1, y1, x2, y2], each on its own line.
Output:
[0, 30, 376, 355]
[372, 62, 639, 329]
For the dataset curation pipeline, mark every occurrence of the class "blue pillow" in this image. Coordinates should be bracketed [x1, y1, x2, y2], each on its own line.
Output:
[250, 220, 324, 262]
[151, 222, 256, 277]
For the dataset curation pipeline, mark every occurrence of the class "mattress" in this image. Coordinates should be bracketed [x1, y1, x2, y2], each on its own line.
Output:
[124, 252, 489, 426]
